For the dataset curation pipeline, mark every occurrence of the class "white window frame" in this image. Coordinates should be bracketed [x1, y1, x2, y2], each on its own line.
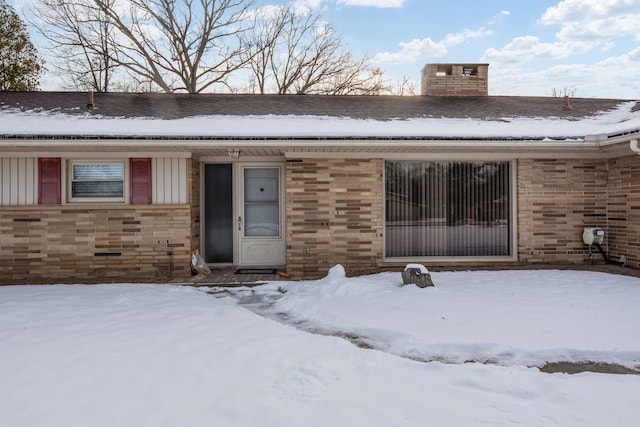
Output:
[67, 160, 128, 203]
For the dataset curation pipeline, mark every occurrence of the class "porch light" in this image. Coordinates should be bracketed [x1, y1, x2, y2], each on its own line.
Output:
[227, 148, 241, 159]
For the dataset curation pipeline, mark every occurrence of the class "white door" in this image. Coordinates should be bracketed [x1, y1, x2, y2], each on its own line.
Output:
[237, 165, 285, 266]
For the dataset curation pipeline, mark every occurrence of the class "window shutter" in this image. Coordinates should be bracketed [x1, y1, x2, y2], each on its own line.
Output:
[130, 158, 152, 204]
[38, 158, 61, 204]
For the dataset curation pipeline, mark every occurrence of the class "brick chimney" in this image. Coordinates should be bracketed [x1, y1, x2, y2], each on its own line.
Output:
[421, 63, 489, 96]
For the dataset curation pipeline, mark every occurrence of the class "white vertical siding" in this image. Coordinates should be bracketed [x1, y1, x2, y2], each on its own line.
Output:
[0, 158, 37, 206]
[152, 158, 188, 204]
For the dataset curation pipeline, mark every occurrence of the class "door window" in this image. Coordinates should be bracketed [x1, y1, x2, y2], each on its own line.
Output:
[244, 168, 280, 237]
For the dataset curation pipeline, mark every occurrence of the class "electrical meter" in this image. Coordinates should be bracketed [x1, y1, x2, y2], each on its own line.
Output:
[582, 227, 604, 245]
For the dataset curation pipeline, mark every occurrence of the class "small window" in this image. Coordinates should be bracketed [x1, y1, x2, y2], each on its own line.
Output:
[436, 65, 452, 77]
[462, 66, 478, 76]
[69, 161, 125, 202]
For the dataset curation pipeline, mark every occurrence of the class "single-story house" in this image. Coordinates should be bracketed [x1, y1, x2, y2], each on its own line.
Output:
[1, 63, 639, 284]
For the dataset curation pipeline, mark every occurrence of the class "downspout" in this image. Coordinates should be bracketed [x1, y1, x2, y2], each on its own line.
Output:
[631, 139, 640, 155]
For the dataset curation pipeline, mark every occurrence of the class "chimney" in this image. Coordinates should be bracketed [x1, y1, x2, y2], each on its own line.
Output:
[421, 63, 489, 96]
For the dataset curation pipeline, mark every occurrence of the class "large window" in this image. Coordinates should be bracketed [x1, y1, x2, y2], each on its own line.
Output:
[385, 161, 512, 258]
[69, 161, 125, 202]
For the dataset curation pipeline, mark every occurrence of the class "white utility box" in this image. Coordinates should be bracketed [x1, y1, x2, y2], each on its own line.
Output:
[582, 227, 604, 245]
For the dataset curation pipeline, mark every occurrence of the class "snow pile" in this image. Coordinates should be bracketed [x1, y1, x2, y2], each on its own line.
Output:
[0, 101, 639, 139]
[404, 263, 429, 274]
[258, 269, 640, 369]
[1, 270, 640, 427]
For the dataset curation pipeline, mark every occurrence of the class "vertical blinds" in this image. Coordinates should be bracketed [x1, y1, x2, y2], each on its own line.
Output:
[385, 161, 511, 258]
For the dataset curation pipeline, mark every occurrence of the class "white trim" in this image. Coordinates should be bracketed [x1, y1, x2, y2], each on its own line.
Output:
[236, 162, 286, 266]
[2, 136, 638, 159]
[198, 155, 286, 163]
[0, 151, 192, 159]
[67, 160, 127, 204]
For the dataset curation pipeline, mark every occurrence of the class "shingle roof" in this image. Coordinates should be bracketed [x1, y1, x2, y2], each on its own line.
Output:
[0, 91, 633, 121]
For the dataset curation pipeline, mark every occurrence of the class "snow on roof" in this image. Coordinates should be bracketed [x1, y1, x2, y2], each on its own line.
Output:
[0, 98, 639, 141]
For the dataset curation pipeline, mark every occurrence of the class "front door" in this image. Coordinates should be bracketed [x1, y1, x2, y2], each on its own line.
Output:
[237, 165, 285, 266]
[203, 163, 285, 267]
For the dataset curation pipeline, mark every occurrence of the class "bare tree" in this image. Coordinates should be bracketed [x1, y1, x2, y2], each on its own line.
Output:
[28, 0, 116, 92]
[389, 75, 418, 96]
[31, 0, 255, 93]
[243, 6, 387, 95]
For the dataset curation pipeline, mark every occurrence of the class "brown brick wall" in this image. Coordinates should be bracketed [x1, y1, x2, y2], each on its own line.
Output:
[606, 155, 640, 269]
[284, 156, 639, 279]
[518, 159, 609, 265]
[0, 205, 192, 284]
[285, 158, 384, 279]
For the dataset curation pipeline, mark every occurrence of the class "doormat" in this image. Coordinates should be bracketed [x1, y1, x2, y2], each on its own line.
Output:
[234, 268, 278, 275]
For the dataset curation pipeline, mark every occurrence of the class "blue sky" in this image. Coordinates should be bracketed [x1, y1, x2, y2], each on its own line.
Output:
[266, 0, 640, 98]
[13, 0, 640, 98]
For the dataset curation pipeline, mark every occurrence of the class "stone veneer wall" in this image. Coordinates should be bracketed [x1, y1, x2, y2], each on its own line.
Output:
[285, 158, 384, 279]
[518, 159, 610, 265]
[0, 205, 192, 284]
[606, 155, 640, 269]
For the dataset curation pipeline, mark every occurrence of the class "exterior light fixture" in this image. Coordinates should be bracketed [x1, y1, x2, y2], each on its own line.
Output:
[227, 148, 241, 159]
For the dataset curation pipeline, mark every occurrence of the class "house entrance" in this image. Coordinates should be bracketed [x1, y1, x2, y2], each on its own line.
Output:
[203, 163, 285, 267]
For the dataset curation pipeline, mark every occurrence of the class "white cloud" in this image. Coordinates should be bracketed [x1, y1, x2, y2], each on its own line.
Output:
[374, 27, 492, 64]
[489, 47, 640, 98]
[488, 10, 510, 25]
[443, 27, 493, 46]
[243, 4, 286, 20]
[373, 38, 447, 63]
[290, 0, 405, 11]
[290, 0, 326, 14]
[336, 0, 405, 6]
[540, 0, 640, 41]
[482, 36, 596, 65]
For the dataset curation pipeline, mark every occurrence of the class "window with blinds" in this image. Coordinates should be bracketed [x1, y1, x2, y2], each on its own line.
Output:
[385, 161, 512, 258]
[69, 161, 125, 202]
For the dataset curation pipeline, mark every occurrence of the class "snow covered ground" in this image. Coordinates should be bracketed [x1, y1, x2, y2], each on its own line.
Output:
[1, 267, 640, 427]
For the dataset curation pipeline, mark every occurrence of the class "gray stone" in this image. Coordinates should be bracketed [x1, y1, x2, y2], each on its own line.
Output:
[402, 268, 435, 288]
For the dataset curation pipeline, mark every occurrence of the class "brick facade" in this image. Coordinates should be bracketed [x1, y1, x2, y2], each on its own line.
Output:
[0, 205, 192, 284]
[1, 154, 637, 284]
[517, 159, 609, 265]
[283, 156, 639, 279]
[285, 158, 383, 279]
[606, 155, 640, 269]
[517, 156, 640, 269]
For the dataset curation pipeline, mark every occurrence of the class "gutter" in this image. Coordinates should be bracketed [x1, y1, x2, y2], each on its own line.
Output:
[631, 139, 640, 155]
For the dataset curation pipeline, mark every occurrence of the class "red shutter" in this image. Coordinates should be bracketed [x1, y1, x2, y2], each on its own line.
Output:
[130, 158, 152, 204]
[38, 158, 61, 204]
